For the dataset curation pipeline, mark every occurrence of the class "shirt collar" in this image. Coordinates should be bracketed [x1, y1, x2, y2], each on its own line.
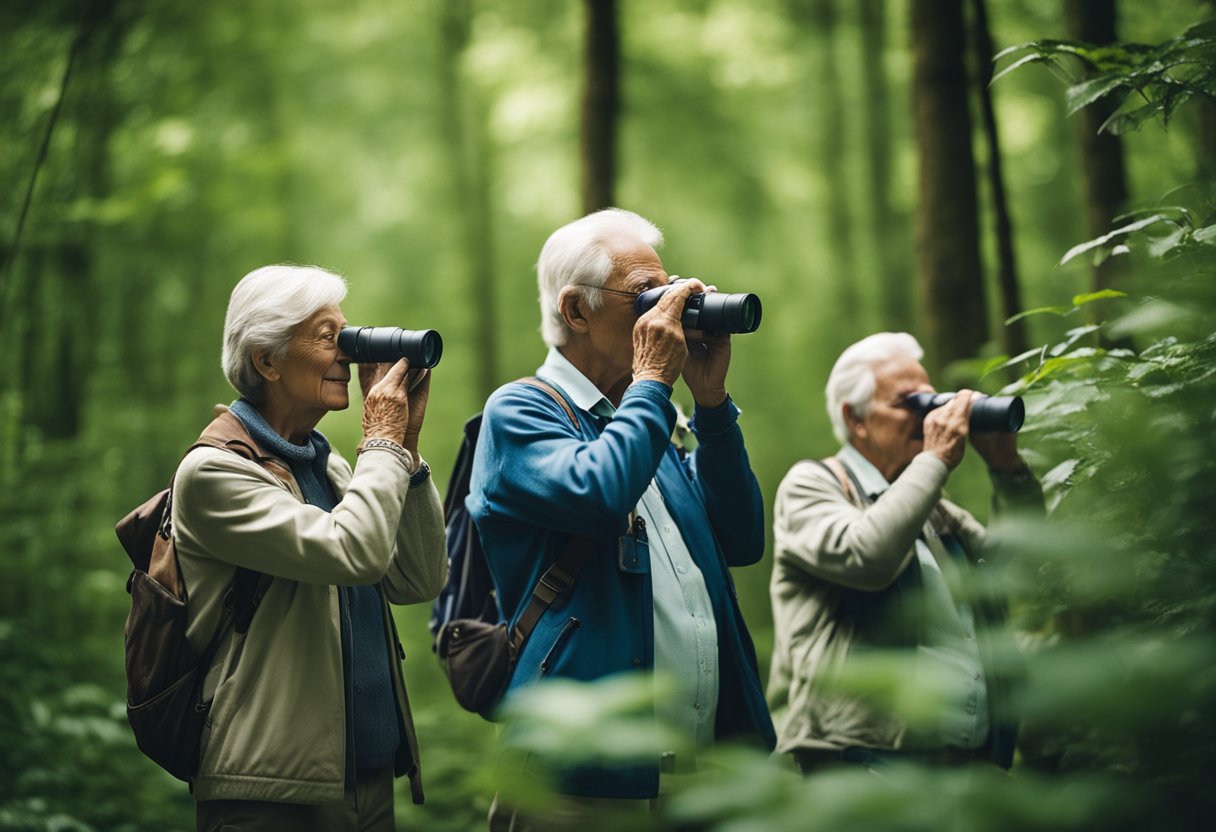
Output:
[538, 347, 617, 419]
[839, 443, 891, 498]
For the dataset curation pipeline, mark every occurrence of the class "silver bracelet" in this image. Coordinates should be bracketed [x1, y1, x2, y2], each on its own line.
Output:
[357, 437, 415, 470]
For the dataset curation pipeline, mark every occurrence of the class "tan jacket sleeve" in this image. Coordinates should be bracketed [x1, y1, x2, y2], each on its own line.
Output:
[174, 445, 415, 586]
[381, 471, 448, 604]
[773, 451, 949, 592]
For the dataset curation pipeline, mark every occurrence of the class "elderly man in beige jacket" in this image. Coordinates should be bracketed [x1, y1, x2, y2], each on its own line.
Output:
[767, 332, 1042, 773]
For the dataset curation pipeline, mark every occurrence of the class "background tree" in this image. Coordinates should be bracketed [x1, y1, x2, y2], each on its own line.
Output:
[1065, 0, 1129, 296]
[970, 0, 1029, 358]
[911, 0, 989, 373]
[581, 0, 619, 213]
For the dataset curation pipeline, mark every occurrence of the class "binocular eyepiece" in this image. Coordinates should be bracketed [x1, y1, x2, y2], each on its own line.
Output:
[338, 326, 444, 369]
[634, 283, 762, 334]
[904, 392, 1025, 433]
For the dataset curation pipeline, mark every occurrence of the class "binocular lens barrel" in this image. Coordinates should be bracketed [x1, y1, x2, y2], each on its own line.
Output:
[904, 391, 1025, 433]
[337, 326, 444, 369]
[633, 285, 763, 334]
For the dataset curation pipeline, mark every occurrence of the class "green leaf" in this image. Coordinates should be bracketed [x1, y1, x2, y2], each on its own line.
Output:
[1071, 289, 1128, 307]
[991, 53, 1061, 86]
[1066, 74, 1129, 114]
[1146, 226, 1187, 259]
[1100, 99, 1165, 134]
[1192, 224, 1216, 245]
[1005, 306, 1071, 325]
[1059, 214, 1171, 265]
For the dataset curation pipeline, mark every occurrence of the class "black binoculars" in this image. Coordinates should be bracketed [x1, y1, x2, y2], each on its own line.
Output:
[904, 392, 1025, 433]
[338, 326, 444, 369]
[634, 283, 762, 334]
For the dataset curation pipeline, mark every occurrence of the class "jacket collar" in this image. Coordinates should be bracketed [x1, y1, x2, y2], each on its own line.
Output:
[839, 443, 891, 500]
[538, 347, 616, 420]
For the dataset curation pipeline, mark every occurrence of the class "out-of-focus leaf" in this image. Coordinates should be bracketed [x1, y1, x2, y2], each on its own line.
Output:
[1060, 215, 1171, 265]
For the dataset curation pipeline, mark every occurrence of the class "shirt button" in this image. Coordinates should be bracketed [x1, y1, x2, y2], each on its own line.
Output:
[677, 565, 686, 574]
[966, 704, 976, 714]
[973, 673, 981, 681]
[663, 525, 672, 534]
[632, 657, 642, 667]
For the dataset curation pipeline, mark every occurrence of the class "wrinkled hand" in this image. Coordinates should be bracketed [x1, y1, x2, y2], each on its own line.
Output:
[681, 280, 730, 408]
[632, 279, 705, 389]
[970, 428, 1021, 472]
[923, 390, 974, 471]
[359, 360, 415, 447]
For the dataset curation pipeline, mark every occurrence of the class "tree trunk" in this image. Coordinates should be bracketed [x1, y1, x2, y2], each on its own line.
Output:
[1065, 0, 1128, 295]
[970, 0, 1028, 358]
[581, 0, 619, 214]
[859, 0, 912, 332]
[439, 0, 498, 400]
[911, 0, 988, 373]
[811, 0, 861, 326]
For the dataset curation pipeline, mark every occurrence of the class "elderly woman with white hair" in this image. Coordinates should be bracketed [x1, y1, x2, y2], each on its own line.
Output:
[172, 264, 446, 831]
[767, 332, 1043, 775]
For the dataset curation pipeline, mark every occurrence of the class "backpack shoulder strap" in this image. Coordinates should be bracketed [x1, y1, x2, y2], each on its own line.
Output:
[813, 456, 867, 508]
[504, 377, 597, 651]
[515, 376, 580, 431]
[176, 409, 276, 634]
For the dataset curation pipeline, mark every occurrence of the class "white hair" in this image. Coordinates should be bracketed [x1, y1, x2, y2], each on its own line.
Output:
[536, 208, 664, 347]
[222, 264, 348, 403]
[825, 332, 925, 444]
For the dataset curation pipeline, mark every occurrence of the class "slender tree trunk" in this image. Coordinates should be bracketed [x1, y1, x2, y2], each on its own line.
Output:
[859, 0, 912, 332]
[1065, 0, 1128, 294]
[911, 0, 988, 373]
[812, 0, 860, 325]
[439, 0, 498, 400]
[581, 0, 619, 213]
[970, 0, 1028, 358]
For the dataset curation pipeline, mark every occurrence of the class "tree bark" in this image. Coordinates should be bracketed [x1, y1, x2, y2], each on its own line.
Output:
[859, 0, 912, 332]
[970, 0, 1028, 358]
[439, 0, 498, 400]
[1065, 0, 1128, 294]
[812, 0, 860, 324]
[581, 0, 619, 214]
[911, 0, 988, 373]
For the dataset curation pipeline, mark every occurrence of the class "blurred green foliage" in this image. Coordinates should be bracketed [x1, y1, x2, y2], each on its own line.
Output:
[1, 1, 1214, 830]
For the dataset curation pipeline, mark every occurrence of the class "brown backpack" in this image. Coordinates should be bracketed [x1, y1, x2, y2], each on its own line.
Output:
[116, 412, 279, 781]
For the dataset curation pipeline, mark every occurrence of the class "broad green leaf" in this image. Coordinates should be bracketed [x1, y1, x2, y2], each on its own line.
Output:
[1066, 74, 1129, 114]
[991, 53, 1062, 86]
[1059, 214, 1171, 265]
[1193, 224, 1216, 245]
[1146, 226, 1186, 259]
[1006, 305, 1071, 324]
[1071, 289, 1128, 307]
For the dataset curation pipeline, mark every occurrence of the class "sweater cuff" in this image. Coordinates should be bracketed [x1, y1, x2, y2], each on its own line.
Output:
[690, 394, 740, 437]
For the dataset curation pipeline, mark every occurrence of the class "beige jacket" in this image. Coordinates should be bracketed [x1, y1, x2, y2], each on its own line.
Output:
[172, 428, 447, 804]
[767, 450, 1041, 756]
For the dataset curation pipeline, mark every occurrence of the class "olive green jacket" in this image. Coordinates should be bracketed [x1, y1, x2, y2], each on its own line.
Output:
[767, 450, 1042, 759]
[172, 416, 447, 804]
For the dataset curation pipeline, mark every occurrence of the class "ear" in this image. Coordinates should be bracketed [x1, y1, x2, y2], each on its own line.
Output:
[252, 350, 280, 383]
[843, 403, 866, 441]
[557, 286, 592, 335]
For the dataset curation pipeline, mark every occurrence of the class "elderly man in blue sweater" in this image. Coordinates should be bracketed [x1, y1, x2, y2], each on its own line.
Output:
[468, 208, 775, 827]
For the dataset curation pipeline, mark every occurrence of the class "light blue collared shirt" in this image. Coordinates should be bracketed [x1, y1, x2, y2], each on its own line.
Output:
[538, 348, 720, 754]
[840, 444, 990, 750]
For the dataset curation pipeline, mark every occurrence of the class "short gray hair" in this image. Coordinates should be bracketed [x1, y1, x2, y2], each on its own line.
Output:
[825, 332, 925, 444]
[222, 264, 348, 403]
[536, 208, 664, 348]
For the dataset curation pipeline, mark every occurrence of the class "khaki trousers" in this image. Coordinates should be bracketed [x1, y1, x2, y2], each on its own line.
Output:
[196, 766, 395, 832]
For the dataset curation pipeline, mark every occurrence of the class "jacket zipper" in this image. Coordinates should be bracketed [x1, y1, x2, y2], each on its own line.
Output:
[540, 617, 581, 674]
